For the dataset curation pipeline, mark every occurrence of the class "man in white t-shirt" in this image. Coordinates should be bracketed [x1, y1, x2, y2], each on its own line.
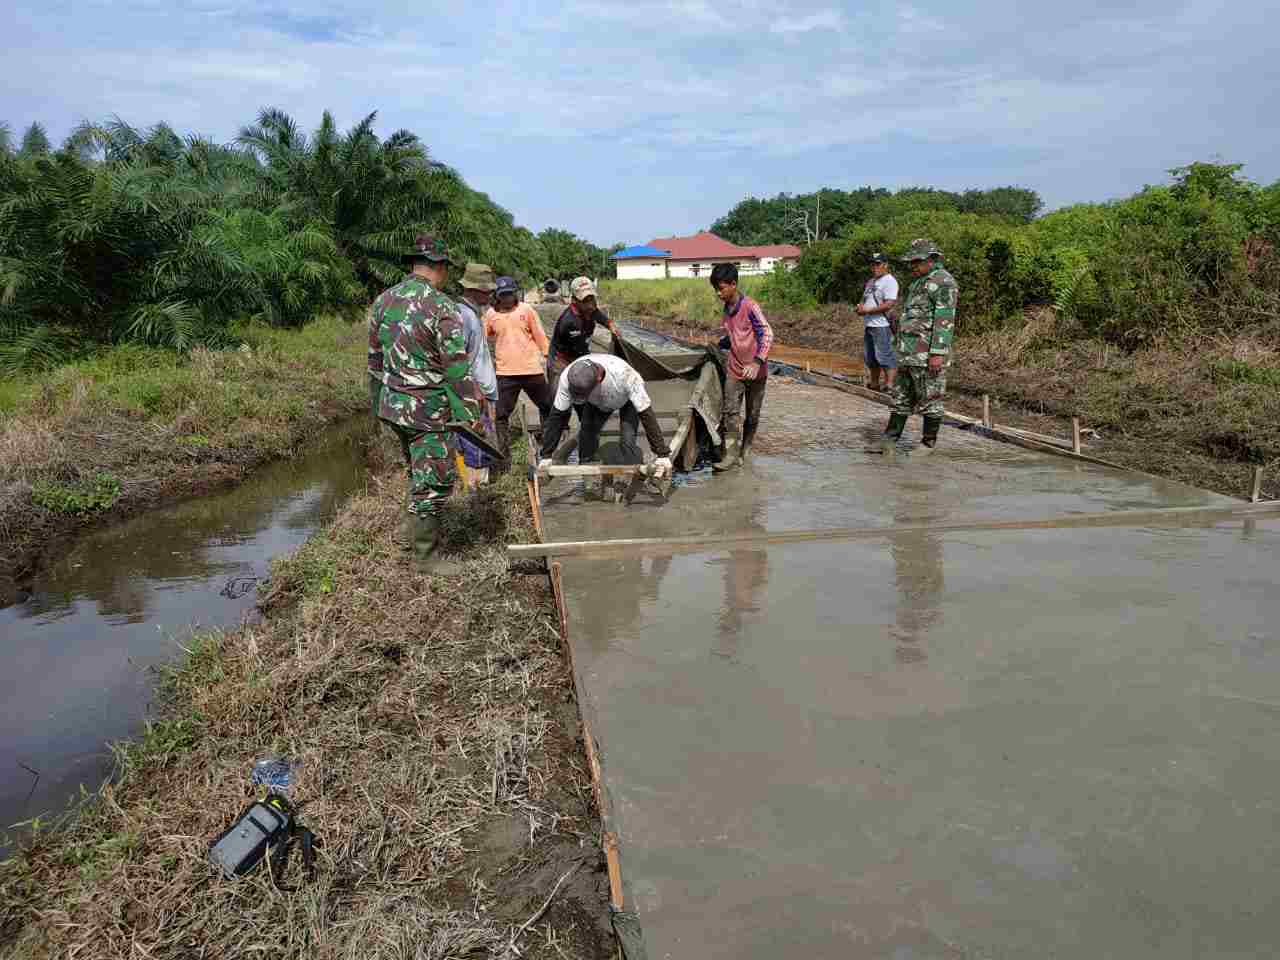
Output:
[856, 252, 900, 392]
[538, 354, 673, 476]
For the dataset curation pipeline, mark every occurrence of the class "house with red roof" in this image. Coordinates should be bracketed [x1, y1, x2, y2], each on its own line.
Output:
[611, 231, 801, 280]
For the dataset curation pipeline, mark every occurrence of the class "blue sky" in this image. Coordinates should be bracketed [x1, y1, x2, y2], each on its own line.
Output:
[4, 0, 1278, 245]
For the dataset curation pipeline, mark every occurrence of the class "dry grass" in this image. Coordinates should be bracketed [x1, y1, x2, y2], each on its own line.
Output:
[0, 316, 369, 599]
[0, 445, 612, 959]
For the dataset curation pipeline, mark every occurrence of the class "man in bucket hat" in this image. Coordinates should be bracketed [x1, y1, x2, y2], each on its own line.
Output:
[455, 263, 500, 486]
[880, 239, 957, 454]
[369, 233, 482, 573]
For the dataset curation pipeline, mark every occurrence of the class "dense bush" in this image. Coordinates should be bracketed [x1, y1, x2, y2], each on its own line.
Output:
[783, 162, 1280, 346]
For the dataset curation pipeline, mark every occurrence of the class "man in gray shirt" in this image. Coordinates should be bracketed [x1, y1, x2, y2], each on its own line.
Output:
[456, 263, 500, 483]
[457, 262, 499, 403]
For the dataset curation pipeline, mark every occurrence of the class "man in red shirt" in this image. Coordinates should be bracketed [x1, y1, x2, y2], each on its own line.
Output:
[710, 263, 773, 470]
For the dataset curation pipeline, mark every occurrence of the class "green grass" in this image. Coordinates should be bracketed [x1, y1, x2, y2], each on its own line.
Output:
[30, 473, 121, 514]
[1204, 358, 1280, 388]
[0, 314, 364, 430]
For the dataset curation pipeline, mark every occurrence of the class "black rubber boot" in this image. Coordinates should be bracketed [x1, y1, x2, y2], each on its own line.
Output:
[880, 413, 909, 452]
[919, 415, 943, 453]
[492, 421, 510, 475]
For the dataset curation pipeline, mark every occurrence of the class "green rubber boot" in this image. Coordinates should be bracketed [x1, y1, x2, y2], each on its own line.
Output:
[713, 437, 742, 471]
[413, 513, 461, 576]
[880, 413, 909, 452]
[917, 415, 942, 455]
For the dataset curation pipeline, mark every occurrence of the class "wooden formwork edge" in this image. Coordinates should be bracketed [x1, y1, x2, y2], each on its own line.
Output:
[794, 365, 1253, 498]
[521, 404, 626, 913]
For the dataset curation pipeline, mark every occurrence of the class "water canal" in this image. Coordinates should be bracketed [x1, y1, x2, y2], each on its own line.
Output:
[1, 419, 374, 843]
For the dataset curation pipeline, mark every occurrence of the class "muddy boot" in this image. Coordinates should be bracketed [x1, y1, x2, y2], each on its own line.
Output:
[713, 437, 743, 472]
[399, 510, 416, 550]
[741, 420, 759, 463]
[918, 415, 943, 454]
[879, 413, 909, 453]
[492, 421, 511, 475]
[413, 514, 461, 576]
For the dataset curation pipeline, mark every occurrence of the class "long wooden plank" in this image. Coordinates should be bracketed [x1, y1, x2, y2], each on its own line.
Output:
[549, 559, 624, 910]
[508, 500, 1280, 560]
[796, 365, 1189, 482]
[540, 464, 658, 479]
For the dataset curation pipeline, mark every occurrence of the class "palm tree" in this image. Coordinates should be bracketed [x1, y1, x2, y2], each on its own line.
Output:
[237, 108, 462, 288]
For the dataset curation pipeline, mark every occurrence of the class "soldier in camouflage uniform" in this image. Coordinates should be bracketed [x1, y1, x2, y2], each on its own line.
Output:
[882, 239, 957, 453]
[370, 234, 481, 573]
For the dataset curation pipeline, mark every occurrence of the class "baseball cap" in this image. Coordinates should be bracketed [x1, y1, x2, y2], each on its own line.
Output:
[566, 359, 599, 400]
[570, 277, 597, 301]
[869, 252, 889, 264]
[495, 276, 519, 296]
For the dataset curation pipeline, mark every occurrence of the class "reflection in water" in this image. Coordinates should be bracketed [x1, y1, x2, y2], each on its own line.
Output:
[1, 419, 372, 845]
[710, 504, 771, 662]
[889, 494, 946, 664]
[576, 554, 673, 654]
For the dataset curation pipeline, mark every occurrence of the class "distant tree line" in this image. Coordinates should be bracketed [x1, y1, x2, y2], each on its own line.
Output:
[710, 185, 1043, 247]
[0, 113, 617, 372]
[733, 164, 1280, 347]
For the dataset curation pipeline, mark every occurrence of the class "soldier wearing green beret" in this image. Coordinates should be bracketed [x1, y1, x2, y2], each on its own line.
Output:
[370, 234, 482, 574]
[881, 239, 957, 454]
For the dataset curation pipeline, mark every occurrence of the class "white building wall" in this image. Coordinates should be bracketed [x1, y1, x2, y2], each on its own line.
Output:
[615, 260, 668, 280]
[666, 257, 763, 279]
[758, 256, 799, 272]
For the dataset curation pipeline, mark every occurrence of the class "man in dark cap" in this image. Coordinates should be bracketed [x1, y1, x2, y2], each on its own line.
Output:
[370, 233, 482, 573]
[538, 354, 673, 478]
[857, 252, 899, 393]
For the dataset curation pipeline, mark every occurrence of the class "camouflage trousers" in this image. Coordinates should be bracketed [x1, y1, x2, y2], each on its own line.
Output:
[891, 365, 947, 417]
[385, 423, 458, 517]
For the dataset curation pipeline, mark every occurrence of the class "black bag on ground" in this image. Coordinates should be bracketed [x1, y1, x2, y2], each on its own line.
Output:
[208, 795, 292, 878]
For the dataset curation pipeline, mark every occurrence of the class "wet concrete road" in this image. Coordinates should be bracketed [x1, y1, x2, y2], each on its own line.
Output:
[541, 380, 1280, 958]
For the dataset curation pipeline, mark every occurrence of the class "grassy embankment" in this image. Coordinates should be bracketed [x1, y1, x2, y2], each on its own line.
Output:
[598, 278, 1280, 500]
[0, 432, 613, 958]
[0, 315, 369, 597]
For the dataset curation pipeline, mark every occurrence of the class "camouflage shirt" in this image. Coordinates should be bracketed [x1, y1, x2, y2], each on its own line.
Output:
[367, 304, 383, 379]
[372, 274, 479, 429]
[895, 264, 958, 366]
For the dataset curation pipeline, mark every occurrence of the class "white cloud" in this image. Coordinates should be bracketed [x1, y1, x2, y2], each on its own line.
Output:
[770, 8, 842, 34]
[2, 0, 1277, 242]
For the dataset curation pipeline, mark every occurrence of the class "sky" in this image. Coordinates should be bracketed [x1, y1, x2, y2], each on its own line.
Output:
[4, 0, 1278, 246]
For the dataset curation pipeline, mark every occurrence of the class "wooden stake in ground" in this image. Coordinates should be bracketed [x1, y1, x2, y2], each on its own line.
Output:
[983, 395, 991, 429]
[1252, 466, 1264, 503]
[1072, 417, 1082, 455]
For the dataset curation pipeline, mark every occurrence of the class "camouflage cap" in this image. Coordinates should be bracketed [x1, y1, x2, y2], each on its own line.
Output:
[461, 262, 497, 291]
[570, 276, 597, 301]
[406, 233, 454, 263]
[900, 238, 942, 262]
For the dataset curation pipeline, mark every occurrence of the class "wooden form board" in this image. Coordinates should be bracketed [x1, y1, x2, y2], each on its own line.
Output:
[508, 500, 1280, 561]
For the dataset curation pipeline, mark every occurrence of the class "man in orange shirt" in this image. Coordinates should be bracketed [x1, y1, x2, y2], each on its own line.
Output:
[484, 276, 551, 470]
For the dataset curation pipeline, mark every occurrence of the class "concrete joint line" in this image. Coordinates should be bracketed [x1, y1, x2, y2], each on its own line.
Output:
[507, 501, 1280, 561]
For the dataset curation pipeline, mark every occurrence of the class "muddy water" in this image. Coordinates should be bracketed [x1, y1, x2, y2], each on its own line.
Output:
[541, 380, 1280, 958]
[0, 419, 373, 843]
